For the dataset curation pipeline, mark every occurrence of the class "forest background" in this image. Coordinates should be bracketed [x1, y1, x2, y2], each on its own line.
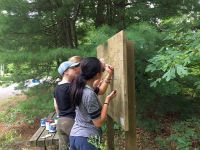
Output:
[0, 0, 200, 149]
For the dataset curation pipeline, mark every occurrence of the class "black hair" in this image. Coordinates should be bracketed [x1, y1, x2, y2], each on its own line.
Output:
[70, 57, 102, 107]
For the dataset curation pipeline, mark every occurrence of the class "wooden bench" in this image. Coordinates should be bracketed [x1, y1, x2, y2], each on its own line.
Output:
[29, 112, 59, 150]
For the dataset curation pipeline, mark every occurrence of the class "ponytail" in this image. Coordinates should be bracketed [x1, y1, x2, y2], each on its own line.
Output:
[70, 57, 102, 107]
[70, 74, 86, 107]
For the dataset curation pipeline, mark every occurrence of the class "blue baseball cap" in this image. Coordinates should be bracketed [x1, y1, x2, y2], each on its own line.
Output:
[58, 61, 80, 76]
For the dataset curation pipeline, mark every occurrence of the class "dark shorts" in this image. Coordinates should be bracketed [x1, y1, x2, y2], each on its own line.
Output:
[69, 136, 98, 150]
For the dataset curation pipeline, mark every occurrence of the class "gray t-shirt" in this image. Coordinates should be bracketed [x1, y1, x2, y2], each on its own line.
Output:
[70, 85, 102, 137]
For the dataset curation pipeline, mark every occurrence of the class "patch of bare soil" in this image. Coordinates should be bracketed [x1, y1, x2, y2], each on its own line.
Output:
[12, 119, 40, 150]
[0, 95, 41, 150]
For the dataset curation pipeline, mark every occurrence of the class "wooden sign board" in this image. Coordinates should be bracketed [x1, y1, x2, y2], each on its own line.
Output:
[97, 31, 135, 131]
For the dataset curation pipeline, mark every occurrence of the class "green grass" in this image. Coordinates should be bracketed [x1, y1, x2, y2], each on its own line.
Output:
[0, 84, 54, 149]
[0, 84, 54, 125]
[0, 129, 21, 150]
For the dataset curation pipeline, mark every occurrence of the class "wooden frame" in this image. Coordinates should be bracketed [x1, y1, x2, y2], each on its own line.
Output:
[97, 31, 136, 150]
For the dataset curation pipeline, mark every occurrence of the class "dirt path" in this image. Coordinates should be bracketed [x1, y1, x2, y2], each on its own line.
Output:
[0, 84, 21, 101]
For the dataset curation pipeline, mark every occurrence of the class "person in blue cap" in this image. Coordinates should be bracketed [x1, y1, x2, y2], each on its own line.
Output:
[54, 60, 80, 150]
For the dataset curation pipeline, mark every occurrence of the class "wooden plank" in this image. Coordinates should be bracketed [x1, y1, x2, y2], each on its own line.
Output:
[28, 112, 55, 147]
[50, 113, 59, 149]
[45, 113, 57, 146]
[52, 112, 59, 147]
[52, 112, 57, 119]
[125, 41, 136, 150]
[37, 129, 50, 147]
[106, 115, 115, 150]
[45, 132, 56, 146]
[37, 112, 56, 147]
[97, 30, 129, 131]
[52, 131, 59, 146]
[29, 126, 45, 146]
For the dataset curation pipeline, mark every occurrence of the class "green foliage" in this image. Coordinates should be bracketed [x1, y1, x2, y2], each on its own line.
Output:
[0, 129, 20, 150]
[0, 107, 19, 124]
[150, 80, 181, 96]
[0, 84, 54, 125]
[137, 116, 161, 133]
[155, 117, 200, 149]
[125, 23, 163, 95]
[0, 0, 45, 51]
[0, 0, 200, 149]
[83, 25, 117, 49]
[0, 47, 94, 84]
[0, 25, 116, 86]
[88, 135, 107, 150]
[126, 23, 163, 50]
[0, 0, 199, 99]
[18, 85, 54, 122]
[146, 13, 200, 96]
[137, 95, 200, 149]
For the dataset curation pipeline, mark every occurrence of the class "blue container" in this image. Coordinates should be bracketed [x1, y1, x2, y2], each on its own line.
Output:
[49, 123, 56, 133]
[40, 118, 46, 127]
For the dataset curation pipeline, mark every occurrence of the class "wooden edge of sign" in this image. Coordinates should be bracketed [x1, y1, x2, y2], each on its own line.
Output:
[125, 41, 136, 150]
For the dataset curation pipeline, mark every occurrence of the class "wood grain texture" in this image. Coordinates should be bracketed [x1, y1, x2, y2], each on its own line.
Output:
[97, 31, 129, 131]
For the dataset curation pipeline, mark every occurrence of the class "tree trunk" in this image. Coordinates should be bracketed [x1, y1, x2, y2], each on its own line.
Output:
[116, 0, 126, 30]
[106, 0, 113, 25]
[70, 21, 78, 47]
[95, 0, 105, 27]
[55, 0, 80, 48]
[65, 19, 74, 48]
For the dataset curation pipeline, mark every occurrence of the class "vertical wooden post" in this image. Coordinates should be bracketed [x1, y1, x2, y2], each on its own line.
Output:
[107, 115, 115, 150]
[125, 41, 136, 150]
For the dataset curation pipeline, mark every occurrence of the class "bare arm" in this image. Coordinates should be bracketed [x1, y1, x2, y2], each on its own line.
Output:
[95, 65, 114, 95]
[92, 90, 117, 128]
[53, 98, 59, 116]
[98, 72, 113, 95]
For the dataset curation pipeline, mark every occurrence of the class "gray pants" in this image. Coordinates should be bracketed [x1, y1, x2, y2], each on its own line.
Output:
[57, 117, 75, 150]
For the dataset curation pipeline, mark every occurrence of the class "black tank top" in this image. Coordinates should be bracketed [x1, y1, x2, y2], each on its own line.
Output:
[54, 83, 75, 118]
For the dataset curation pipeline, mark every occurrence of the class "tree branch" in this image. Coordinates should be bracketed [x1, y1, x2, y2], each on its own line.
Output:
[73, 2, 81, 21]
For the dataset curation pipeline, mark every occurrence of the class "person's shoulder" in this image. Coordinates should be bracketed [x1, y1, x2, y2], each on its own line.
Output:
[83, 87, 98, 102]
[55, 82, 70, 91]
[84, 86, 96, 95]
[57, 82, 70, 87]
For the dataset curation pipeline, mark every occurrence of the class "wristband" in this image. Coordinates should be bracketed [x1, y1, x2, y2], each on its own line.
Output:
[104, 80, 111, 84]
[104, 103, 109, 105]
[104, 78, 112, 83]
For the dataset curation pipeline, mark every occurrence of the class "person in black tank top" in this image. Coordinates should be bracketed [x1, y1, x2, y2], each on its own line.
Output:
[54, 60, 80, 150]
